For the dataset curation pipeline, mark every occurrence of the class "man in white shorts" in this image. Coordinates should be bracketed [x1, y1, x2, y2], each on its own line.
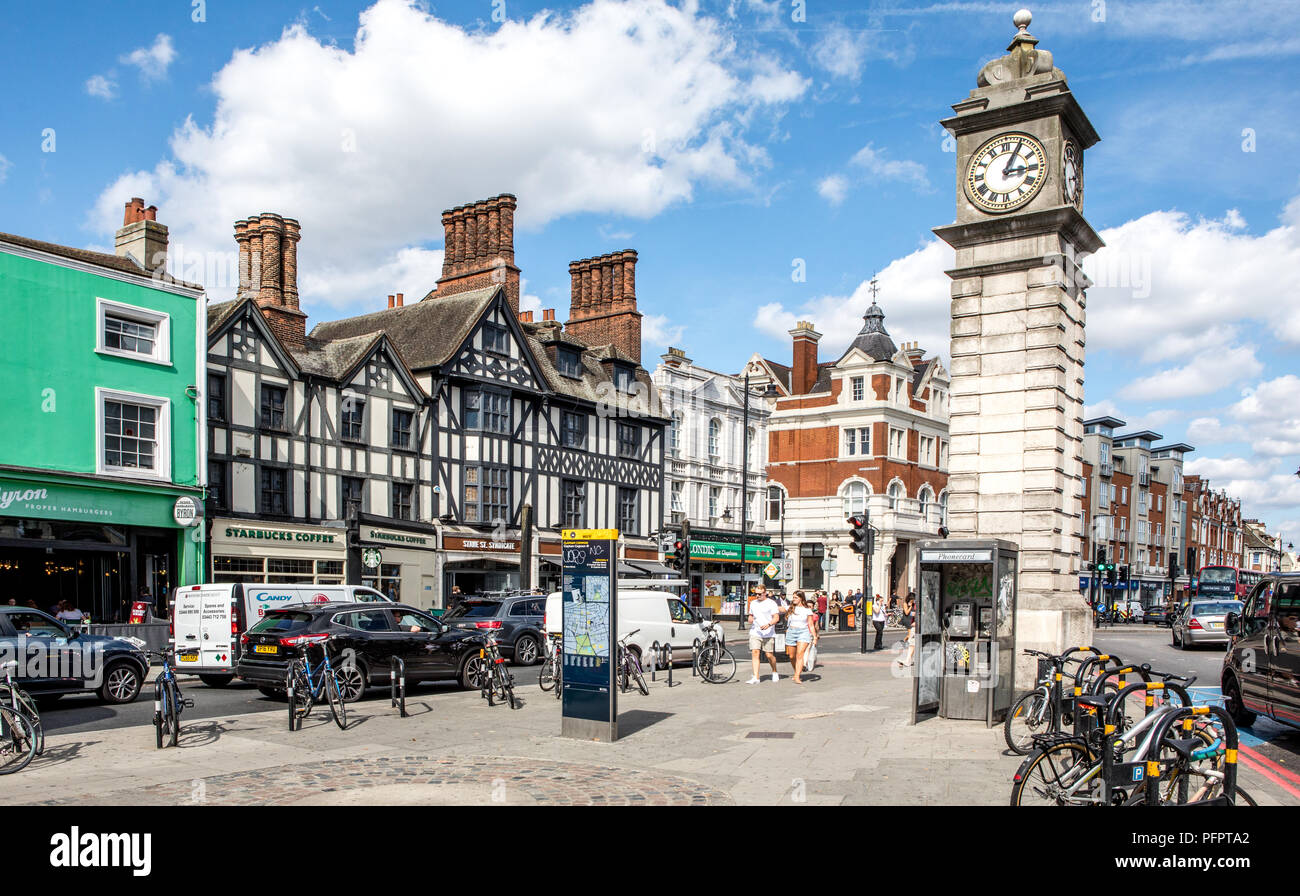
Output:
[747, 586, 781, 683]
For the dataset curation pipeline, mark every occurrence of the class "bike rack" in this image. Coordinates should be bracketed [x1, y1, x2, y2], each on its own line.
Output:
[664, 643, 676, 688]
[286, 668, 298, 733]
[390, 656, 407, 718]
[650, 641, 661, 681]
[1142, 704, 1238, 806]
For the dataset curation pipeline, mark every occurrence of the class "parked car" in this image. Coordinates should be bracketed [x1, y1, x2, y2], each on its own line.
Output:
[235, 602, 487, 699]
[171, 583, 393, 686]
[1223, 573, 1300, 729]
[544, 588, 723, 668]
[1144, 603, 1173, 626]
[442, 593, 546, 665]
[1172, 599, 1241, 649]
[0, 607, 149, 704]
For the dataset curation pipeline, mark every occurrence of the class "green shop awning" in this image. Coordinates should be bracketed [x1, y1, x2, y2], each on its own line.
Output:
[0, 470, 197, 529]
[673, 539, 773, 564]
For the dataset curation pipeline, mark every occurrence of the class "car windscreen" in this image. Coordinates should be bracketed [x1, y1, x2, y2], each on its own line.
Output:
[1191, 602, 1241, 617]
[444, 601, 502, 619]
[248, 611, 315, 634]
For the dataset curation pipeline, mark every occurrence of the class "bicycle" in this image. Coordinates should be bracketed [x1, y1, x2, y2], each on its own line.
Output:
[149, 649, 194, 749]
[0, 660, 44, 757]
[538, 633, 562, 698]
[616, 631, 649, 696]
[286, 636, 348, 731]
[693, 624, 736, 684]
[1004, 648, 1135, 754]
[478, 630, 518, 709]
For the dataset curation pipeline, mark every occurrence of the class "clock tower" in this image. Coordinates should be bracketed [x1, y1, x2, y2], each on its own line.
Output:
[934, 10, 1103, 667]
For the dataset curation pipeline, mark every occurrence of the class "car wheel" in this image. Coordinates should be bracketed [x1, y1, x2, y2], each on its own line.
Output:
[257, 686, 287, 701]
[98, 661, 143, 704]
[198, 674, 234, 688]
[460, 653, 488, 690]
[1222, 673, 1256, 727]
[514, 634, 540, 666]
[334, 662, 367, 702]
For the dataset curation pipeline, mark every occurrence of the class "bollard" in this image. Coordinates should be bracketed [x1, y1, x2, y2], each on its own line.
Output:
[391, 656, 407, 718]
[287, 680, 296, 732]
[650, 641, 660, 681]
[665, 644, 674, 688]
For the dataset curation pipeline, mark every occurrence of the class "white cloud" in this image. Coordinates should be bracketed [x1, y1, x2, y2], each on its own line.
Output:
[1119, 345, 1263, 402]
[754, 239, 952, 361]
[642, 314, 685, 349]
[85, 74, 118, 100]
[121, 34, 176, 81]
[811, 25, 871, 82]
[850, 143, 931, 190]
[1229, 375, 1300, 422]
[1184, 456, 1276, 482]
[1185, 417, 1247, 444]
[90, 0, 806, 315]
[0, 154, 10, 185]
[817, 174, 849, 206]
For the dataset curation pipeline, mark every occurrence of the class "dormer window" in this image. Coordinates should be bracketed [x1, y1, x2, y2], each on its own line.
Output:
[613, 365, 636, 393]
[557, 347, 582, 378]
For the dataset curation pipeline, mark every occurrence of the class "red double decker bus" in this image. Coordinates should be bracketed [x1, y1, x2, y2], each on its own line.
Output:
[1195, 565, 1262, 600]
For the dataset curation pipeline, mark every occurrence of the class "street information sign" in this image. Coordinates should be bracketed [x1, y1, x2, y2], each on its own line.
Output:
[560, 528, 619, 742]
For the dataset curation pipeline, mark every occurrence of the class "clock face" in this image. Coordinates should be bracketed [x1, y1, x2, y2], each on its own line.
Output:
[1063, 141, 1083, 208]
[966, 132, 1048, 213]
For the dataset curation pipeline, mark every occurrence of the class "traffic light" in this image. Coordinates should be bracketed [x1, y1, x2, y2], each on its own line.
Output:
[848, 514, 872, 555]
[1095, 546, 1107, 566]
[669, 540, 686, 571]
[1119, 564, 1130, 582]
[1107, 565, 1117, 585]
[1168, 552, 1179, 579]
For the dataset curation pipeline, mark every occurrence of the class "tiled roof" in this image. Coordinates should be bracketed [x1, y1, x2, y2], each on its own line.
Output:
[0, 231, 204, 290]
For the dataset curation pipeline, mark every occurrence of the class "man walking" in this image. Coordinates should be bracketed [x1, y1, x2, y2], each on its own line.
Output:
[872, 592, 887, 650]
[746, 585, 781, 684]
[817, 590, 829, 629]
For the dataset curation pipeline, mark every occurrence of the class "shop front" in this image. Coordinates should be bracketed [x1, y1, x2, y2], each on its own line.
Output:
[0, 469, 204, 622]
[352, 514, 439, 609]
[442, 529, 522, 602]
[208, 518, 347, 586]
[667, 531, 773, 617]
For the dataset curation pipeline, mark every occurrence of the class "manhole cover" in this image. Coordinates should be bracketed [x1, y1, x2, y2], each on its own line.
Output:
[746, 731, 795, 739]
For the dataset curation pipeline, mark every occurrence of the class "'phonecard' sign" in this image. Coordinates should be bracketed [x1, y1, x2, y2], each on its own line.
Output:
[560, 529, 619, 742]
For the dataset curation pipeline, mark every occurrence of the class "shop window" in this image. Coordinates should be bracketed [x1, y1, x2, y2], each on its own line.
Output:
[97, 298, 169, 365]
[341, 397, 365, 442]
[268, 558, 313, 583]
[618, 487, 638, 536]
[98, 389, 169, 480]
[207, 372, 227, 423]
[392, 482, 413, 520]
[260, 467, 289, 516]
[362, 563, 402, 601]
[562, 411, 587, 449]
[562, 479, 585, 528]
[316, 560, 343, 579]
[260, 385, 288, 431]
[617, 423, 641, 459]
[391, 408, 414, 450]
[342, 477, 365, 516]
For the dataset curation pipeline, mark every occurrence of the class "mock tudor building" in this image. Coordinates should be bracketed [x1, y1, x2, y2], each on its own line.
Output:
[205, 195, 665, 607]
[749, 296, 950, 599]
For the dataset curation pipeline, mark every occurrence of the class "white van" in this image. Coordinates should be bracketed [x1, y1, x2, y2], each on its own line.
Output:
[544, 588, 723, 667]
[171, 583, 392, 685]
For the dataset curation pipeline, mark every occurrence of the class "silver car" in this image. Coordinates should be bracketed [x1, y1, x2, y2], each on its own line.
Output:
[1172, 600, 1242, 649]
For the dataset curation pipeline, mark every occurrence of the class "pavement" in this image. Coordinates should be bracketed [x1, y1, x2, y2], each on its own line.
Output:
[2, 629, 1288, 806]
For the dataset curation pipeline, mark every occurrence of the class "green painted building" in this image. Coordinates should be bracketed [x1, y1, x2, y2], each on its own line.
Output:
[0, 199, 206, 620]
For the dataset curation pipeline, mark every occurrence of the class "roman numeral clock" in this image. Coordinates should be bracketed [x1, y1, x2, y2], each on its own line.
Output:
[933, 9, 1105, 662]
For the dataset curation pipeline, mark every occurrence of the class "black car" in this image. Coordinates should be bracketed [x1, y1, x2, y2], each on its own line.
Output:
[0, 607, 149, 705]
[1222, 572, 1300, 730]
[442, 593, 546, 665]
[235, 602, 487, 699]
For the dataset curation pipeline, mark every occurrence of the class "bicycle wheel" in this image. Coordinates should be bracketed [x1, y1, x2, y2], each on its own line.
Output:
[539, 658, 557, 692]
[701, 645, 737, 684]
[287, 660, 313, 728]
[1233, 786, 1257, 806]
[631, 657, 649, 696]
[153, 677, 171, 749]
[0, 707, 37, 774]
[1004, 690, 1055, 755]
[497, 668, 518, 710]
[167, 678, 181, 747]
[617, 653, 629, 692]
[1010, 741, 1096, 806]
[324, 669, 347, 730]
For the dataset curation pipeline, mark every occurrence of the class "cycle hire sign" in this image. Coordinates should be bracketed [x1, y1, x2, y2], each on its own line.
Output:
[560, 528, 619, 743]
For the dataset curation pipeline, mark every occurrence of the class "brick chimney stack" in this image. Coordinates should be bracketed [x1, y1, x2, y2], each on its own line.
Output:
[565, 249, 643, 364]
[434, 193, 521, 311]
[115, 197, 169, 273]
[235, 213, 306, 351]
[789, 321, 822, 395]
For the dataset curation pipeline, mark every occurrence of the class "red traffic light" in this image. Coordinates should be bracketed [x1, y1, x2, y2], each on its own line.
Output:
[847, 514, 866, 529]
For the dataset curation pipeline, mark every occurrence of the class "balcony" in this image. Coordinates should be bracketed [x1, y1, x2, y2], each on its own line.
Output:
[1139, 472, 1150, 487]
[1099, 462, 1113, 478]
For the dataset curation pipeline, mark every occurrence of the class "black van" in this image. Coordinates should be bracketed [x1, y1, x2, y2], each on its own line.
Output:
[1221, 572, 1300, 729]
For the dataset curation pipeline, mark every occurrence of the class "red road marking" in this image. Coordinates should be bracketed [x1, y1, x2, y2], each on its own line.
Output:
[1237, 751, 1300, 801]
[1239, 744, 1300, 788]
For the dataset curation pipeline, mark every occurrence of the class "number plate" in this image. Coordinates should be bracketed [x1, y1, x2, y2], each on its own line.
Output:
[1208, 623, 1222, 630]
[254, 645, 278, 654]
[178, 653, 199, 662]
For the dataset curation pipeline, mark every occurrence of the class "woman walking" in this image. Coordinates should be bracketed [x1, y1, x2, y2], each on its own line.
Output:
[897, 594, 917, 667]
[781, 591, 817, 684]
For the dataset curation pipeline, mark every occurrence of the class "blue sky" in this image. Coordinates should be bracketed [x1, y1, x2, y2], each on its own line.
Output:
[1, 0, 1298, 537]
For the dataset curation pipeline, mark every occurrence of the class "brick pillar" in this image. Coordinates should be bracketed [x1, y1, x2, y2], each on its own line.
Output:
[258, 213, 284, 306]
[282, 219, 301, 310]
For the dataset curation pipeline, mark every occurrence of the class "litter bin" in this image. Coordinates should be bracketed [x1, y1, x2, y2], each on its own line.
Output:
[911, 539, 1018, 727]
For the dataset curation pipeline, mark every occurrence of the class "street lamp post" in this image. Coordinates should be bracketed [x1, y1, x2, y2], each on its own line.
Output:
[738, 372, 751, 630]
